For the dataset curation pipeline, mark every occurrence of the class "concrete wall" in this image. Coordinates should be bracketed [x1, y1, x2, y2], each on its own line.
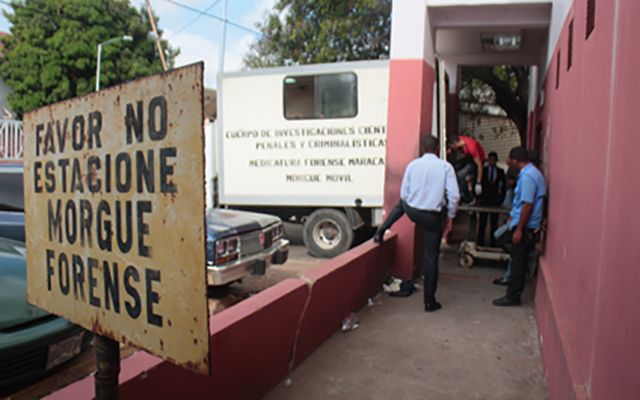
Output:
[45, 237, 396, 400]
[534, 0, 640, 399]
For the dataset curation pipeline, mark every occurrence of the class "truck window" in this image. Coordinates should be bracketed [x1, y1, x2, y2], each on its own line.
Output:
[283, 72, 357, 119]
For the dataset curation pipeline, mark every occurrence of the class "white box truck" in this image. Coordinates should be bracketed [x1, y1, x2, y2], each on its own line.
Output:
[215, 60, 389, 258]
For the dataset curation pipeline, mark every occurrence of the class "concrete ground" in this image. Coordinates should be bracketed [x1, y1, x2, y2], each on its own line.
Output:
[266, 248, 547, 400]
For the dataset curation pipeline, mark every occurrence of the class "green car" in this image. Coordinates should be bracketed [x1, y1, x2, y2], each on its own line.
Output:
[0, 237, 92, 389]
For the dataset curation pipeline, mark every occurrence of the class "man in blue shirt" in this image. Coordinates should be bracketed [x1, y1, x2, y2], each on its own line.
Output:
[493, 146, 547, 307]
[374, 136, 460, 312]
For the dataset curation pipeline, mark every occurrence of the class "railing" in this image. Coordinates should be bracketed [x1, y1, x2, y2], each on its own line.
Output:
[0, 119, 23, 161]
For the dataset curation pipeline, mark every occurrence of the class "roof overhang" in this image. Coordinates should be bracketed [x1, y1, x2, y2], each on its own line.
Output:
[428, 2, 552, 66]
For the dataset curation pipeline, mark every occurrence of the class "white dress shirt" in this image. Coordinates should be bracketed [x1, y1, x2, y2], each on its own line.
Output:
[400, 153, 460, 218]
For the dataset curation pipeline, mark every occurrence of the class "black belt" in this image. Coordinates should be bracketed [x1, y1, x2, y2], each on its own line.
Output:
[408, 205, 445, 215]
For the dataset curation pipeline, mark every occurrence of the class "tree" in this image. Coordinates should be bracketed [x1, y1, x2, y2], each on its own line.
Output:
[0, 0, 178, 116]
[244, 0, 391, 68]
[460, 66, 529, 144]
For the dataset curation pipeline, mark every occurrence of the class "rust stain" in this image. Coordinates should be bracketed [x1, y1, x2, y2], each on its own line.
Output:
[23, 63, 210, 375]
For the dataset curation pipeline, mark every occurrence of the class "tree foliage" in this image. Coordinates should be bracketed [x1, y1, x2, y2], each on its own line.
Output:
[244, 0, 391, 68]
[0, 0, 178, 116]
[460, 66, 529, 143]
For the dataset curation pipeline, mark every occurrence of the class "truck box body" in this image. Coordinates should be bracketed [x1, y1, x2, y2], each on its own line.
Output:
[218, 60, 389, 209]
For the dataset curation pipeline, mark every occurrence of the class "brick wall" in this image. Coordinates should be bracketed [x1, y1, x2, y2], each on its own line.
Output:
[459, 112, 522, 163]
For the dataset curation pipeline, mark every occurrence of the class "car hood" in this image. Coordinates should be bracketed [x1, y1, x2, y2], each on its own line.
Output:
[206, 208, 280, 240]
[0, 238, 49, 330]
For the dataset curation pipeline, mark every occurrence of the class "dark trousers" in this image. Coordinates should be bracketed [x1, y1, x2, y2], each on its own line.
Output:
[496, 227, 535, 301]
[378, 201, 445, 304]
[454, 161, 477, 203]
[478, 212, 499, 246]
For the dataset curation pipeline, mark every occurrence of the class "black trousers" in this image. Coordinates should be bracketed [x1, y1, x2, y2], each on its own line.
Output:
[478, 211, 499, 246]
[378, 201, 445, 304]
[496, 227, 535, 301]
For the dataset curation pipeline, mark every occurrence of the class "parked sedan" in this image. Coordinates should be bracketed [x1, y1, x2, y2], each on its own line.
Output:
[0, 237, 92, 389]
[0, 210, 24, 242]
[0, 206, 289, 289]
[206, 208, 289, 286]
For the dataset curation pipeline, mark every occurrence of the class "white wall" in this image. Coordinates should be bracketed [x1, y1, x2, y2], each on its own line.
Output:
[204, 120, 217, 210]
[390, 0, 434, 63]
[547, 0, 573, 66]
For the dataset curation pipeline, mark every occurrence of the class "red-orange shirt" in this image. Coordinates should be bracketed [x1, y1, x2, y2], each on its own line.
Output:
[460, 136, 485, 162]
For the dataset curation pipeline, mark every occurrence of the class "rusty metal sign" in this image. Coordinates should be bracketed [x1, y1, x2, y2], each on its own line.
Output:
[23, 63, 210, 374]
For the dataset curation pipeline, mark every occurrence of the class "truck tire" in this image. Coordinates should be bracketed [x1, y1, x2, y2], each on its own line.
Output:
[303, 209, 354, 258]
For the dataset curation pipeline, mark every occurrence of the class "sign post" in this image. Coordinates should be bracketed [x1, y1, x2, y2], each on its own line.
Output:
[95, 335, 120, 399]
[22, 63, 211, 398]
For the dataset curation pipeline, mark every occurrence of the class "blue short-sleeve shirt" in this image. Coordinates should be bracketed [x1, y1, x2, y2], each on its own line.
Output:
[509, 163, 547, 230]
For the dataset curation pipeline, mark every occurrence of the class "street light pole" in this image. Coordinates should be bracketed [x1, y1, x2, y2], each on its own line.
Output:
[95, 43, 103, 92]
[218, 0, 228, 76]
[95, 35, 133, 92]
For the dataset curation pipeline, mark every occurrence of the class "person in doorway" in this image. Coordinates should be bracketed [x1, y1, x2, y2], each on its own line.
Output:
[477, 151, 505, 246]
[373, 136, 460, 312]
[493, 147, 546, 306]
[448, 135, 486, 204]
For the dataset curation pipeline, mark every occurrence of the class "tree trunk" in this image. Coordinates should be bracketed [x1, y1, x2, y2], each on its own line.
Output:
[463, 67, 529, 145]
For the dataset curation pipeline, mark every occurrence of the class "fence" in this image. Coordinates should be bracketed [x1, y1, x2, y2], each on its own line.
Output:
[0, 119, 23, 162]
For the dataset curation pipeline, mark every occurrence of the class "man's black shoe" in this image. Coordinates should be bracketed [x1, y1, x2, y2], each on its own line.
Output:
[492, 296, 520, 307]
[425, 302, 442, 312]
[492, 277, 508, 286]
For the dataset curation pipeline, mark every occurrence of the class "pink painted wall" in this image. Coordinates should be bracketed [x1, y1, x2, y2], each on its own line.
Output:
[46, 238, 396, 400]
[293, 238, 395, 366]
[384, 59, 435, 280]
[535, 0, 640, 399]
[588, 0, 640, 397]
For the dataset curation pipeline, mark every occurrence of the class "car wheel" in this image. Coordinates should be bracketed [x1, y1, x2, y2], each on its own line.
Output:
[303, 209, 354, 258]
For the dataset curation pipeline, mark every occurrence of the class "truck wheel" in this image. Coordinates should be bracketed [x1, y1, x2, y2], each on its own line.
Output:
[303, 209, 354, 258]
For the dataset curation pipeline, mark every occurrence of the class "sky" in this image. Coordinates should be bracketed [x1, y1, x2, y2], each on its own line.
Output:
[0, 0, 277, 88]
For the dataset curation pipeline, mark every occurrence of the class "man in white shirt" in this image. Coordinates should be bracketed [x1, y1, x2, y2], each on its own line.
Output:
[374, 136, 460, 312]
